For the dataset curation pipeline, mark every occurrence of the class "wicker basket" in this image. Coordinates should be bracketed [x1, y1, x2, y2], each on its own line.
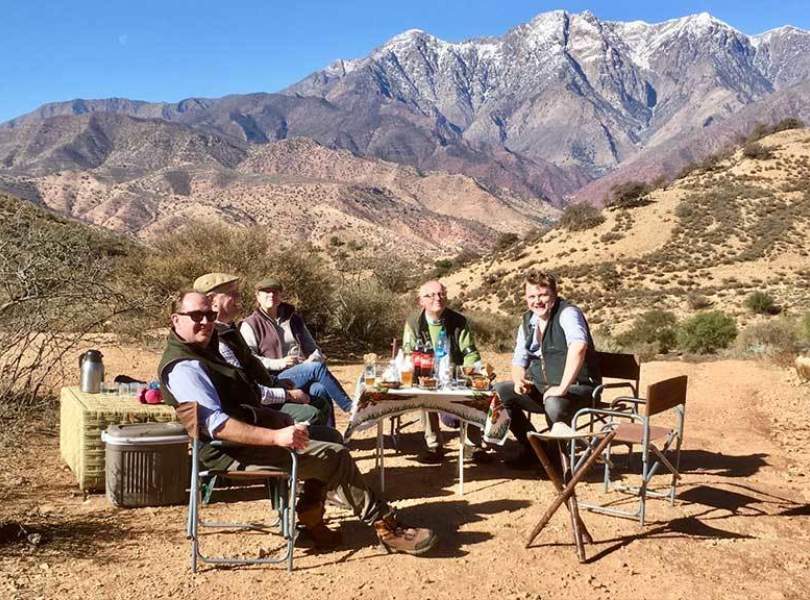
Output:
[59, 387, 176, 491]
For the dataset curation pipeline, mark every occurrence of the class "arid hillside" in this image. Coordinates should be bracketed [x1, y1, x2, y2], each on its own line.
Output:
[0, 135, 557, 259]
[447, 128, 810, 334]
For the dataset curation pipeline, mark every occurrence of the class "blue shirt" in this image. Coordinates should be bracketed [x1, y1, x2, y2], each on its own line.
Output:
[511, 307, 589, 368]
[166, 360, 229, 439]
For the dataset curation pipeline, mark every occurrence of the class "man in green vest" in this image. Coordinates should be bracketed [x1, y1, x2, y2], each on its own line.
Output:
[402, 279, 484, 464]
[159, 291, 437, 555]
[494, 270, 601, 470]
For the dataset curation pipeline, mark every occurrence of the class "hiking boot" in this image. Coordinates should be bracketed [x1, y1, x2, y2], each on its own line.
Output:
[463, 445, 495, 463]
[373, 514, 437, 555]
[297, 502, 343, 549]
[415, 448, 444, 464]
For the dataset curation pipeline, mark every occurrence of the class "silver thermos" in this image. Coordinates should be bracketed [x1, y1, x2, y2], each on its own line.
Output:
[79, 349, 105, 393]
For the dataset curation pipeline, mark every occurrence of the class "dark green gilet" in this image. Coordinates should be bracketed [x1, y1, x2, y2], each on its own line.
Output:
[521, 298, 601, 390]
[158, 330, 261, 470]
[406, 307, 478, 366]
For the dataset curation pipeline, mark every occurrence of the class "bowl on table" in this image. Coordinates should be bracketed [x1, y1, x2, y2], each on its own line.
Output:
[418, 376, 438, 390]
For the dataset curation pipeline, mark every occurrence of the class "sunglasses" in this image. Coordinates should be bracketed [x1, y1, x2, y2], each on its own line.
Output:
[176, 310, 218, 323]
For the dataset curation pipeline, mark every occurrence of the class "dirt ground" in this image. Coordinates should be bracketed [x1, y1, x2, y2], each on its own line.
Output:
[1, 348, 809, 600]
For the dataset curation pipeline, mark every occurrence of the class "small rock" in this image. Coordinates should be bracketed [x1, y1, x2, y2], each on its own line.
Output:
[27, 533, 42, 546]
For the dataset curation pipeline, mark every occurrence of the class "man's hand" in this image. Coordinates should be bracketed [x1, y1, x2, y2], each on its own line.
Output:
[283, 355, 302, 367]
[274, 424, 309, 450]
[286, 389, 310, 404]
[516, 376, 534, 396]
[543, 385, 568, 400]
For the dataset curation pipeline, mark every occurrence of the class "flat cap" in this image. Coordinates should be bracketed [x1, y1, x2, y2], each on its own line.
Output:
[193, 272, 240, 294]
[254, 277, 284, 291]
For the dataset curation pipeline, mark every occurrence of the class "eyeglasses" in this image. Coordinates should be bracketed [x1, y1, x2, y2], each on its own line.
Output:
[421, 292, 447, 299]
[176, 310, 218, 323]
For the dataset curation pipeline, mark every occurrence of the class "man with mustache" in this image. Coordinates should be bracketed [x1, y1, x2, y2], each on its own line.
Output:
[494, 270, 601, 470]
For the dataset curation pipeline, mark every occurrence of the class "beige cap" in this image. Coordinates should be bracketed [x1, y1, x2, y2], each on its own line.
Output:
[193, 272, 240, 294]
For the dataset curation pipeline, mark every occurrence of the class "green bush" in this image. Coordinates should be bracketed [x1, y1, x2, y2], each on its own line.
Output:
[743, 143, 772, 160]
[744, 291, 777, 315]
[558, 203, 605, 232]
[495, 232, 520, 251]
[736, 319, 798, 361]
[616, 310, 679, 354]
[677, 311, 738, 354]
[607, 181, 652, 209]
[466, 310, 517, 353]
[331, 280, 408, 351]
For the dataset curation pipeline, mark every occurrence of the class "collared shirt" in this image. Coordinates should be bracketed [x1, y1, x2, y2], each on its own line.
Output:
[511, 307, 589, 368]
[217, 339, 286, 406]
[166, 360, 228, 439]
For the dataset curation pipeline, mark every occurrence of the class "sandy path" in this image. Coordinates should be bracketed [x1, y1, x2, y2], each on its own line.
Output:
[1, 352, 808, 600]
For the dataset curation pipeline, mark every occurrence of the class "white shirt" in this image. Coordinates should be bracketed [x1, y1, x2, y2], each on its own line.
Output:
[511, 307, 590, 368]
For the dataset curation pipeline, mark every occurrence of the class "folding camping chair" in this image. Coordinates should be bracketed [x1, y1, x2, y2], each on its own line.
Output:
[572, 375, 688, 526]
[175, 402, 298, 572]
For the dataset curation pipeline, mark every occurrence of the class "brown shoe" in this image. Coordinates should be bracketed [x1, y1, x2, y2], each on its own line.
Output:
[297, 502, 343, 549]
[373, 514, 437, 555]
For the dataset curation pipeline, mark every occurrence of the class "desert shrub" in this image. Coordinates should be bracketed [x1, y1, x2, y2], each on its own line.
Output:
[0, 194, 142, 416]
[615, 310, 679, 354]
[466, 310, 517, 353]
[743, 143, 772, 160]
[800, 311, 810, 346]
[495, 232, 520, 251]
[686, 292, 713, 310]
[331, 280, 408, 350]
[558, 203, 605, 232]
[433, 259, 454, 278]
[123, 221, 335, 334]
[773, 118, 805, 132]
[591, 326, 623, 353]
[607, 181, 652, 209]
[736, 319, 798, 363]
[677, 311, 738, 354]
[744, 291, 777, 315]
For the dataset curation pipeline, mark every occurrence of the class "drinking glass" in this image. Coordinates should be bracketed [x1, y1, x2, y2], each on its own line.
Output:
[453, 365, 468, 389]
[363, 363, 377, 387]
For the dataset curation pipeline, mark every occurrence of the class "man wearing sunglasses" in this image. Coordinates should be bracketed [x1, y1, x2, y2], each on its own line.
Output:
[402, 279, 486, 464]
[159, 291, 437, 555]
[192, 272, 332, 430]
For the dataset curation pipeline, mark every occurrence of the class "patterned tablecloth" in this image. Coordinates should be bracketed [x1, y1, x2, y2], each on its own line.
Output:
[345, 382, 511, 445]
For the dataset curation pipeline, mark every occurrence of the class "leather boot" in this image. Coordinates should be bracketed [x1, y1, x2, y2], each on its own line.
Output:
[297, 501, 343, 548]
[373, 513, 437, 555]
[297, 480, 342, 549]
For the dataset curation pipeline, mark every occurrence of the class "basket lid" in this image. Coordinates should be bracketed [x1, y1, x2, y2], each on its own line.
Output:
[102, 422, 188, 445]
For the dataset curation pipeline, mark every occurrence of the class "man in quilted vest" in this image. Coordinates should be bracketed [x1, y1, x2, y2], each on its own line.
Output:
[494, 270, 601, 470]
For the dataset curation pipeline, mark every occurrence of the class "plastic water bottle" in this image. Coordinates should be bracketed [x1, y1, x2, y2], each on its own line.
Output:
[434, 330, 450, 387]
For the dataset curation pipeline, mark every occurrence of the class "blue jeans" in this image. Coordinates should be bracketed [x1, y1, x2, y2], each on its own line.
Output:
[277, 361, 353, 415]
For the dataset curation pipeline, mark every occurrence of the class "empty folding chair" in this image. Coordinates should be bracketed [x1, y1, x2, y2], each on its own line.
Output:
[572, 375, 688, 526]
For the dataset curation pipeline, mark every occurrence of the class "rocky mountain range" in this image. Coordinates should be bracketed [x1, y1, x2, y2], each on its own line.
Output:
[0, 10, 809, 246]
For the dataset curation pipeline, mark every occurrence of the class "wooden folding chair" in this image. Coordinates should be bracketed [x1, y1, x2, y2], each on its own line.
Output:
[572, 375, 688, 526]
[175, 402, 298, 572]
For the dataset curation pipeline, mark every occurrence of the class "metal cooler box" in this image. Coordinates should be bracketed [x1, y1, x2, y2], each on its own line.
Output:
[102, 422, 189, 507]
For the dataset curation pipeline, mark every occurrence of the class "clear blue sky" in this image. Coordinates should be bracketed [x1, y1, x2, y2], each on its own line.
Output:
[1, 0, 808, 123]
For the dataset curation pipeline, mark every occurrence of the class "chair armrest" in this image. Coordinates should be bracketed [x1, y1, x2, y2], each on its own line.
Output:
[572, 406, 643, 431]
[610, 395, 647, 408]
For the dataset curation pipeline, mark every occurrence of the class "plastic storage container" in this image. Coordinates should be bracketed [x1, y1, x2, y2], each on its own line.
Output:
[102, 422, 189, 508]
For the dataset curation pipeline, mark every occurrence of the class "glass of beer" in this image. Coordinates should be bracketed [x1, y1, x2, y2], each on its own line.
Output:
[364, 363, 377, 387]
[400, 366, 414, 387]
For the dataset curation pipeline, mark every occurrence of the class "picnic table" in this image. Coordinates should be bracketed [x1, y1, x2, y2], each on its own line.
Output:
[345, 380, 510, 495]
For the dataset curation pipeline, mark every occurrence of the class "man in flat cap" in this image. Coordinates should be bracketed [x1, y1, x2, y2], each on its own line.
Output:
[159, 289, 437, 554]
[241, 277, 353, 421]
[192, 272, 331, 429]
